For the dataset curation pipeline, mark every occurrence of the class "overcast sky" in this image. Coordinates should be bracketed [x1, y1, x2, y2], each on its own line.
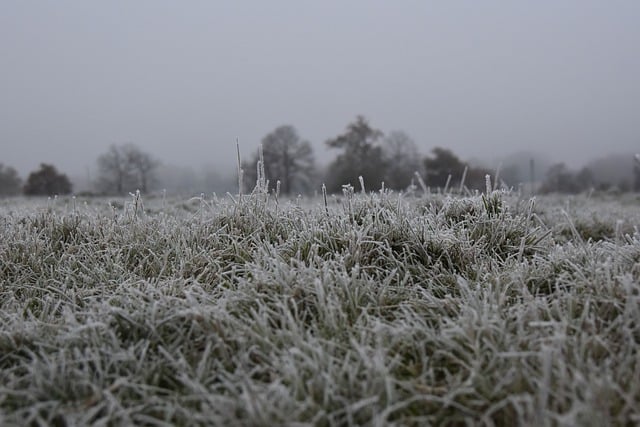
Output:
[2, 1, 639, 178]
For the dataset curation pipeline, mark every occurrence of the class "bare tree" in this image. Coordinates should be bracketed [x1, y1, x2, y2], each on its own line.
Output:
[0, 163, 22, 197]
[243, 125, 316, 195]
[381, 130, 421, 190]
[97, 143, 158, 194]
[126, 146, 158, 193]
[97, 145, 129, 194]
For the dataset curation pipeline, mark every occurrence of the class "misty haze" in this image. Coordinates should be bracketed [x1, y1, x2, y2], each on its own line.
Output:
[1, 1, 639, 196]
[3, 3, 640, 425]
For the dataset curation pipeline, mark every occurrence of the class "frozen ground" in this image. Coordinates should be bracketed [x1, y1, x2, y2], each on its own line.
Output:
[1, 190, 639, 426]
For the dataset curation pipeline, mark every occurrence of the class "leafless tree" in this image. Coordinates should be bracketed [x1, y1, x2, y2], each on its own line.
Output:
[97, 143, 158, 194]
[0, 163, 22, 197]
[381, 130, 421, 190]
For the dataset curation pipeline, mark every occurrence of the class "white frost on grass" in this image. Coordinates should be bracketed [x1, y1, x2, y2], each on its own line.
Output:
[0, 190, 639, 425]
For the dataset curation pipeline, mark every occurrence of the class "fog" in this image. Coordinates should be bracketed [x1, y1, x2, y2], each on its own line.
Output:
[2, 1, 639, 181]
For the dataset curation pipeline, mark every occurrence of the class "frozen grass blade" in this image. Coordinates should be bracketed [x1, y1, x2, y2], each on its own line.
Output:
[236, 137, 243, 199]
[0, 191, 639, 425]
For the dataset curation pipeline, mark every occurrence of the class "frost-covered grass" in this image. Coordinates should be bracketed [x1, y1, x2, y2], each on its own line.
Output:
[1, 191, 640, 426]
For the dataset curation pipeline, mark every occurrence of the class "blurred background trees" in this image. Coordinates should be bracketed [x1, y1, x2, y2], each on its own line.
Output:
[242, 125, 316, 195]
[23, 164, 72, 196]
[325, 116, 387, 193]
[539, 163, 597, 194]
[424, 147, 491, 191]
[4, 117, 638, 198]
[424, 147, 465, 189]
[381, 130, 421, 190]
[96, 143, 159, 195]
[0, 164, 22, 197]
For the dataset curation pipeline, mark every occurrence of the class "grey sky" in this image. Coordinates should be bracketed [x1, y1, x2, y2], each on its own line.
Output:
[2, 1, 639, 178]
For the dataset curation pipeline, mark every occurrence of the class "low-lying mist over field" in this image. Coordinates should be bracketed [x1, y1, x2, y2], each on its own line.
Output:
[3, 120, 640, 200]
[2, 1, 639, 184]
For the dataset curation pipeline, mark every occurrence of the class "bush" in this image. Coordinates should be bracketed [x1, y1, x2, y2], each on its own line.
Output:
[23, 163, 72, 196]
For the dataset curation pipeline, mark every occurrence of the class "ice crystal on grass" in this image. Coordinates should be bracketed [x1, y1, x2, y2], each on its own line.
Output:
[0, 191, 639, 425]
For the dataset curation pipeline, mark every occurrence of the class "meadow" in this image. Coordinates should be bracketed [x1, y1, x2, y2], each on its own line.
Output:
[1, 187, 639, 426]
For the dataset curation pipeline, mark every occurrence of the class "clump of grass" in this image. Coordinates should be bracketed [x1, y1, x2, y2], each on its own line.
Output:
[0, 188, 639, 425]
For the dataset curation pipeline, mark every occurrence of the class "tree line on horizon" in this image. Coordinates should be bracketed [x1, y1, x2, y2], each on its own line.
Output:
[241, 116, 494, 196]
[2, 115, 640, 197]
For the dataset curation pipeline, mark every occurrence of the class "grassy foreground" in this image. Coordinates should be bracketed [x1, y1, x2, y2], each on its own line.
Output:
[1, 190, 639, 426]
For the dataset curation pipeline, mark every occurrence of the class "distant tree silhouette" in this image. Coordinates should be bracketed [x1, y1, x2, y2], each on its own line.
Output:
[424, 147, 464, 189]
[126, 146, 158, 193]
[23, 164, 72, 196]
[423, 147, 489, 191]
[583, 153, 635, 192]
[539, 163, 589, 194]
[381, 131, 421, 190]
[97, 145, 128, 194]
[325, 116, 387, 192]
[0, 163, 22, 197]
[575, 167, 595, 190]
[464, 166, 494, 191]
[498, 164, 521, 188]
[496, 151, 553, 189]
[97, 143, 158, 194]
[242, 125, 316, 195]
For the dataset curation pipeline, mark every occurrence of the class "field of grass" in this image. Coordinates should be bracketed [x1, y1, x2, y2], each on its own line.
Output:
[1, 189, 640, 426]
